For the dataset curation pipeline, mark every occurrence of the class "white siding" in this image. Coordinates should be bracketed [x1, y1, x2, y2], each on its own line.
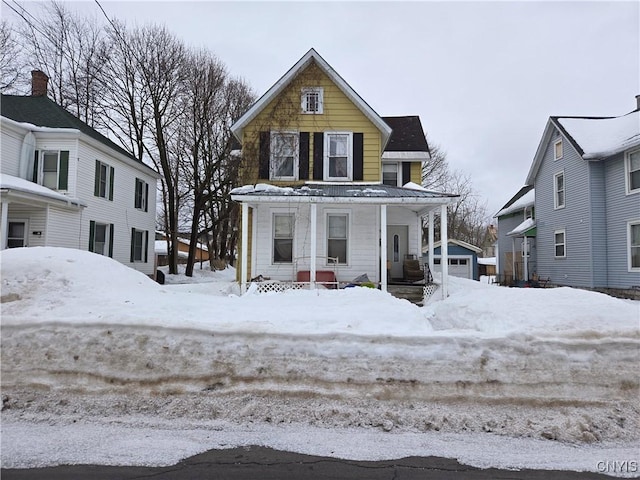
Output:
[76, 141, 157, 276]
[0, 121, 24, 176]
[250, 203, 421, 284]
[6, 204, 47, 247]
[45, 206, 82, 248]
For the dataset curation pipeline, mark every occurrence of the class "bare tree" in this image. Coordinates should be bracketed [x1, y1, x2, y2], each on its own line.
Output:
[0, 20, 24, 91]
[421, 135, 449, 191]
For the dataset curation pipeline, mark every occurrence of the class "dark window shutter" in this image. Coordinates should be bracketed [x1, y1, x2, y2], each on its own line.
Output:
[144, 182, 149, 212]
[88, 220, 95, 252]
[299, 132, 309, 179]
[94, 160, 100, 197]
[144, 231, 149, 263]
[259, 131, 270, 179]
[33, 151, 39, 183]
[402, 162, 411, 186]
[353, 133, 364, 181]
[108, 224, 114, 258]
[130, 228, 135, 263]
[58, 151, 69, 190]
[313, 132, 324, 180]
[108, 166, 115, 201]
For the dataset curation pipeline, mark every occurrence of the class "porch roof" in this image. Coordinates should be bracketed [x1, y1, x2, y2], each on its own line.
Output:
[0, 173, 85, 209]
[231, 182, 458, 210]
[507, 217, 536, 237]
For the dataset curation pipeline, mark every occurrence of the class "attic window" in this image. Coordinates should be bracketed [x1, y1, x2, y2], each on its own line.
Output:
[554, 139, 563, 160]
[302, 87, 323, 114]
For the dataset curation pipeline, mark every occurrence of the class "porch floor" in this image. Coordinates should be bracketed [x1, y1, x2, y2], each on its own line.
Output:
[387, 284, 426, 305]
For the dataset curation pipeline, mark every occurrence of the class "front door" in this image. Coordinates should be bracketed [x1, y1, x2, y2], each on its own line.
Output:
[7, 220, 28, 248]
[387, 225, 408, 280]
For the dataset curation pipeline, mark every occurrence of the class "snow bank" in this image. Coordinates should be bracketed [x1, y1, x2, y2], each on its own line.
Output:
[1, 247, 639, 473]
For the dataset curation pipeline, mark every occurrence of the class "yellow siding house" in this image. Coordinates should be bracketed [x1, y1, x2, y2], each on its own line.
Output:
[231, 49, 458, 299]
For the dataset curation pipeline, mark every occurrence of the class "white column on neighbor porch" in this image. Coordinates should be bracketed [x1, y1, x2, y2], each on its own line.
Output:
[428, 210, 435, 279]
[523, 236, 529, 281]
[511, 237, 516, 281]
[0, 199, 9, 250]
[380, 204, 387, 292]
[310, 203, 317, 289]
[241, 202, 249, 294]
[440, 203, 449, 299]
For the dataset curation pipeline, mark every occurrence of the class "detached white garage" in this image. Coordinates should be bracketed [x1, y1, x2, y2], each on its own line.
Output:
[423, 239, 483, 281]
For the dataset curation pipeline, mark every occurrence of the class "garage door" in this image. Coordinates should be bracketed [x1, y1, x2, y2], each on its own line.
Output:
[433, 257, 472, 279]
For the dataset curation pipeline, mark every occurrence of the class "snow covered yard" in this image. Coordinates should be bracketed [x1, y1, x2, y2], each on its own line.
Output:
[1, 247, 639, 476]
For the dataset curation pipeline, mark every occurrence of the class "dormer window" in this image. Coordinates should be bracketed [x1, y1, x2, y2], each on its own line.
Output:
[301, 87, 323, 114]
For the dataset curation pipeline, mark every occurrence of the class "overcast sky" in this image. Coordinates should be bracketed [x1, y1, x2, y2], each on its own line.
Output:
[9, 1, 640, 217]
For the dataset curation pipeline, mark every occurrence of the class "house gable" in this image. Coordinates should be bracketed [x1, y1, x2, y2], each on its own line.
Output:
[233, 49, 392, 185]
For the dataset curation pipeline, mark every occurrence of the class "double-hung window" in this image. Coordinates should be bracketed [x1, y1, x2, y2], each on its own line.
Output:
[270, 132, 298, 180]
[554, 230, 566, 258]
[95, 160, 114, 200]
[135, 178, 149, 211]
[626, 149, 640, 195]
[628, 221, 640, 271]
[273, 214, 294, 263]
[89, 221, 114, 257]
[301, 87, 323, 114]
[382, 163, 399, 186]
[33, 150, 69, 191]
[324, 132, 352, 181]
[554, 171, 565, 209]
[130, 228, 148, 263]
[327, 213, 348, 264]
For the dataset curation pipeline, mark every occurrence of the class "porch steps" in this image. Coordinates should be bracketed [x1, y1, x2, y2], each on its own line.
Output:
[387, 285, 425, 305]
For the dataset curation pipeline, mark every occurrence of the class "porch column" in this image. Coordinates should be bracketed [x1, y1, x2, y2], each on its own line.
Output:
[523, 236, 529, 281]
[310, 203, 317, 289]
[380, 204, 387, 292]
[428, 210, 435, 279]
[0, 199, 8, 250]
[240, 202, 249, 294]
[511, 237, 516, 281]
[440, 203, 449, 299]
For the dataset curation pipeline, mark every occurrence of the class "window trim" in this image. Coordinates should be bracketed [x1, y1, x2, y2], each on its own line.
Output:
[554, 138, 563, 160]
[554, 171, 565, 210]
[301, 87, 324, 114]
[89, 221, 114, 257]
[130, 228, 148, 263]
[95, 160, 114, 201]
[34, 150, 68, 191]
[625, 149, 640, 195]
[324, 132, 353, 181]
[135, 178, 148, 211]
[270, 131, 299, 181]
[272, 212, 295, 264]
[326, 211, 350, 265]
[554, 229, 566, 258]
[382, 162, 400, 187]
[627, 220, 640, 272]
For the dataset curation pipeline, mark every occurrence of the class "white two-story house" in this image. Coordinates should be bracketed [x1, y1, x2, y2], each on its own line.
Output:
[1, 71, 160, 276]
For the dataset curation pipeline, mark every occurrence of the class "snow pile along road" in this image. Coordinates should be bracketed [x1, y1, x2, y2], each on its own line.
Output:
[1, 247, 639, 473]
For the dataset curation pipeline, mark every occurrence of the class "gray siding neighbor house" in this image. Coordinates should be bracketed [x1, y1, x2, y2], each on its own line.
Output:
[523, 100, 640, 296]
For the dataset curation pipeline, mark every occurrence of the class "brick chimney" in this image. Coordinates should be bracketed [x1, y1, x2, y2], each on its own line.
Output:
[31, 70, 49, 97]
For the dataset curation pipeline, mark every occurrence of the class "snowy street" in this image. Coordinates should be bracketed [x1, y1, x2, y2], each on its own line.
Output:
[1, 247, 639, 477]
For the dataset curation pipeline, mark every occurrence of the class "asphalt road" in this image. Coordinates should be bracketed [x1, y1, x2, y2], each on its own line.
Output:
[1, 446, 616, 480]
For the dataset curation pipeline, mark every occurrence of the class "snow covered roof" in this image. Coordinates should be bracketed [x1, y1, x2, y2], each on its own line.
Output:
[477, 257, 496, 266]
[231, 183, 458, 208]
[555, 110, 640, 160]
[0, 173, 85, 208]
[231, 49, 392, 147]
[423, 239, 483, 254]
[494, 185, 534, 218]
[507, 217, 536, 237]
[526, 109, 640, 185]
